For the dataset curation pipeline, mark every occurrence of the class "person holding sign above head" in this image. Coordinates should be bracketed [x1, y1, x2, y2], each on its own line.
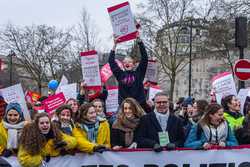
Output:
[0, 103, 27, 157]
[111, 98, 145, 150]
[18, 112, 77, 167]
[184, 104, 238, 149]
[136, 92, 185, 152]
[109, 32, 150, 112]
[221, 95, 244, 130]
[72, 103, 110, 154]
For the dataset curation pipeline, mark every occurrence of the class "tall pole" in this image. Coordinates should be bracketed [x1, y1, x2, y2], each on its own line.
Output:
[238, 47, 245, 89]
[235, 16, 247, 90]
[188, 19, 193, 97]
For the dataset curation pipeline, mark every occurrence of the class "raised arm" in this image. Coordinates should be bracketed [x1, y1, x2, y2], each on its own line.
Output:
[136, 38, 148, 80]
[108, 37, 123, 79]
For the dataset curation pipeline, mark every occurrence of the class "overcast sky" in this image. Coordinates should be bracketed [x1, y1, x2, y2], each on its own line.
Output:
[0, 0, 143, 51]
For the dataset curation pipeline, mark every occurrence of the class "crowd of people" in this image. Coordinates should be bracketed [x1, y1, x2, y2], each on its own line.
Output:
[0, 34, 249, 167]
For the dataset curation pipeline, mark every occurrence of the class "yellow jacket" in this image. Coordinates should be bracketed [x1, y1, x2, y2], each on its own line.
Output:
[0, 121, 7, 154]
[18, 133, 77, 167]
[72, 120, 110, 153]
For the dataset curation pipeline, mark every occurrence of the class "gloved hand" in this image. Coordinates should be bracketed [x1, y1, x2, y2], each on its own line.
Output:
[2, 149, 12, 157]
[54, 141, 67, 150]
[166, 143, 176, 150]
[93, 145, 108, 153]
[153, 143, 163, 152]
[45, 155, 51, 163]
[60, 148, 68, 156]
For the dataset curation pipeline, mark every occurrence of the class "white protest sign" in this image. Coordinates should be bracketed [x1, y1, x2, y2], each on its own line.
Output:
[211, 72, 237, 104]
[80, 50, 101, 89]
[148, 85, 162, 101]
[0, 84, 30, 120]
[106, 86, 119, 114]
[237, 88, 250, 114]
[145, 60, 158, 83]
[59, 83, 77, 101]
[108, 1, 137, 43]
[56, 75, 69, 93]
[5, 147, 250, 167]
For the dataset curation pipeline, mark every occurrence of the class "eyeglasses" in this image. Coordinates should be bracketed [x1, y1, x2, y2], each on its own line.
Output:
[155, 101, 168, 104]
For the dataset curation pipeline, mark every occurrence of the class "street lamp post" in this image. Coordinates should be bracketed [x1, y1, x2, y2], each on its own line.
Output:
[188, 19, 193, 97]
[9, 50, 15, 86]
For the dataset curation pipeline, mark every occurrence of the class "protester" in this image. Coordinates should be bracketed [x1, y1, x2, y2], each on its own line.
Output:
[235, 103, 250, 144]
[184, 104, 238, 149]
[77, 81, 108, 106]
[54, 105, 75, 136]
[221, 95, 244, 129]
[183, 100, 209, 137]
[174, 97, 185, 113]
[72, 103, 110, 153]
[111, 98, 145, 149]
[243, 96, 250, 116]
[0, 103, 26, 157]
[92, 99, 106, 121]
[18, 112, 77, 167]
[109, 33, 150, 112]
[0, 96, 7, 120]
[66, 98, 79, 121]
[136, 92, 184, 152]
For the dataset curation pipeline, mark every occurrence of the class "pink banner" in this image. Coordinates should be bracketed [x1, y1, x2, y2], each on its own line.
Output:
[100, 60, 123, 83]
[42, 92, 66, 114]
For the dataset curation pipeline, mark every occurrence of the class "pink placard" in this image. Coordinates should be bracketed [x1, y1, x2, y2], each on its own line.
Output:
[100, 60, 123, 83]
[42, 92, 66, 114]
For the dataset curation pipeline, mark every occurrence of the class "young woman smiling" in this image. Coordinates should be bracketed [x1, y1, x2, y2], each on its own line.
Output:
[111, 98, 145, 150]
[184, 104, 238, 149]
[18, 112, 77, 167]
[72, 103, 110, 153]
[0, 103, 26, 157]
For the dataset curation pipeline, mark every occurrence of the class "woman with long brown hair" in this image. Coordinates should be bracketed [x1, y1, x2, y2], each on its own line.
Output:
[72, 103, 110, 154]
[184, 103, 238, 149]
[18, 112, 77, 167]
[111, 98, 145, 149]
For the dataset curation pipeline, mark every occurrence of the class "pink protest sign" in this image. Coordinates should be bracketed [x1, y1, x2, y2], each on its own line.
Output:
[108, 2, 137, 43]
[42, 92, 66, 114]
[100, 60, 123, 83]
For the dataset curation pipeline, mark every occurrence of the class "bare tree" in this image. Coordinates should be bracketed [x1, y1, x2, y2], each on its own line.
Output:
[74, 7, 100, 52]
[65, 7, 101, 83]
[137, 0, 204, 100]
[0, 24, 73, 93]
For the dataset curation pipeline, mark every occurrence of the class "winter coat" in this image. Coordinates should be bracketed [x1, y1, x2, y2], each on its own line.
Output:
[109, 41, 148, 105]
[18, 133, 77, 167]
[235, 115, 250, 144]
[224, 111, 244, 129]
[0, 121, 8, 154]
[72, 120, 110, 153]
[136, 112, 185, 148]
[184, 122, 238, 149]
